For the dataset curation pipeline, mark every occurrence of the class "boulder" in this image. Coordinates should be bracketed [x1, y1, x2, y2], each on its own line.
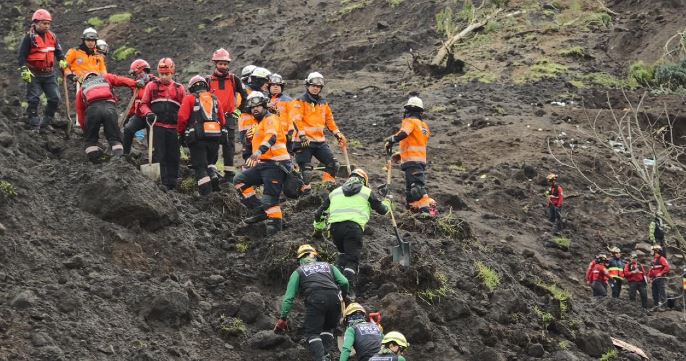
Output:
[143, 291, 191, 328]
[526, 343, 545, 358]
[471, 347, 504, 361]
[575, 330, 613, 357]
[237, 292, 264, 324]
[247, 330, 290, 350]
[9, 289, 38, 309]
[380, 292, 432, 344]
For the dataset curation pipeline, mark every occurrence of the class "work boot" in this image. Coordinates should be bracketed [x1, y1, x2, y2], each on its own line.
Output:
[198, 182, 212, 196]
[343, 269, 357, 300]
[39, 116, 55, 133]
[307, 336, 327, 361]
[245, 211, 267, 224]
[222, 170, 235, 184]
[265, 218, 283, 236]
[320, 332, 335, 355]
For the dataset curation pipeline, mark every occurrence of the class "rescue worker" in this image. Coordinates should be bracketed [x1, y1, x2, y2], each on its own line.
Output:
[96, 39, 108, 56]
[586, 254, 609, 298]
[240, 65, 256, 87]
[75, 72, 139, 162]
[267, 73, 295, 153]
[207, 48, 247, 183]
[232, 92, 290, 235]
[607, 247, 625, 298]
[648, 245, 670, 308]
[384, 96, 436, 218]
[291, 72, 347, 192]
[17, 9, 65, 133]
[649, 211, 667, 257]
[139, 58, 185, 191]
[177, 75, 226, 195]
[339, 303, 382, 361]
[545, 173, 563, 232]
[313, 169, 390, 298]
[369, 331, 409, 361]
[122, 59, 156, 155]
[624, 253, 648, 308]
[64, 27, 107, 81]
[274, 244, 350, 361]
[246, 66, 271, 94]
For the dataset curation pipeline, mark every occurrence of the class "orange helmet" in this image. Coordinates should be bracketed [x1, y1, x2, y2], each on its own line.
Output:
[129, 59, 151, 76]
[212, 48, 232, 62]
[157, 58, 175, 74]
[32, 9, 52, 22]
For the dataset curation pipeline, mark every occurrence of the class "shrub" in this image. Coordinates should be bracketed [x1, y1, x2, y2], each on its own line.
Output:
[538, 282, 572, 315]
[112, 47, 137, 61]
[552, 236, 571, 250]
[179, 177, 197, 194]
[388, 0, 404, 7]
[109, 12, 132, 24]
[600, 349, 618, 361]
[219, 315, 247, 337]
[628, 61, 655, 87]
[654, 60, 686, 90]
[87, 17, 104, 27]
[559, 46, 585, 58]
[475, 261, 500, 292]
[0, 181, 17, 198]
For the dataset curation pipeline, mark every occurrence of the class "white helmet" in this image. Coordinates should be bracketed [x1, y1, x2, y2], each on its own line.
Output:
[96, 39, 108, 54]
[404, 96, 424, 110]
[81, 27, 98, 40]
[250, 67, 271, 80]
[241, 65, 257, 78]
[305, 72, 325, 86]
[246, 91, 268, 108]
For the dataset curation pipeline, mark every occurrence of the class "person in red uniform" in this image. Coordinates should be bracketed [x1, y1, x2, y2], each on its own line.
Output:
[545, 173, 564, 232]
[177, 75, 226, 196]
[207, 48, 247, 183]
[122, 59, 157, 155]
[648, 245, 670, 308]
[586, 254, 609, 298]
[17, 9, 66, 132]
[75, 72, 139, 162]
[624, 253, 648, 308]
[138, 58, 185, 191]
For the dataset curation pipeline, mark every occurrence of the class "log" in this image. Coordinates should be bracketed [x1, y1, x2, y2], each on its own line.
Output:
[431, 8, 501, 66]
[85, 5, 118, 12]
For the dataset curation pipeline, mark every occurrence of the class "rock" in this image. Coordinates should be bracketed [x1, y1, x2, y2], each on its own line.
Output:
[522, 249, 535, 258]
[31, 332, 53, 347]
[55, 291, 81, 313]
[207, 275, 225, 285]
[381, 292, 432, 344]
[10, 289, 38, 309]
[0, 132, 13, 147]
[237, 292, 264, 324]
[247, 330, 289, 349]
[635, 242, 652, 253]
[648, 317, 686, 341]
[442, 298, 471, 321]
[0, 222, 5, 235]
[549, 350, 579, 361]
[77, 163, 178, 231]
[472, 347, 504, 361]
[143, 291, 191, 328]
[63, 255, 85, 269]
[377, 21, 389, 30]
[575, 330, 613, 357]
[526, 343, 545, 358]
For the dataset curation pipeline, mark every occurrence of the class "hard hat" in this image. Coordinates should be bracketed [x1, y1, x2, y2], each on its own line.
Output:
[212, 48, 232, 62]
[610, 246, 620, 254]
[251, 67, 271, 80]
[381, 331, 409, 348]
[81, 27, 99, 40]
[305, 72, 325, 86]
[246, 92, 268, 108]
[157, 57, 175, 74]
[188, 75, 209, 91]
[241, 65, 257, 78]
[597, 253, 607, 260]
[344, 303, 366, 317]
[80, 72, 99, 84]
[96, 39, 108, 54]
[350, 168, 369, 186]
[268, 73, 285, 86]
[297, 244, 318, 259]
[546, 173, 558, 182]
[630, 253, 638, 258]
[651, 245, 662, 251]
[32, 9, 52, 22]
[404, 96, 424, 110]
[129, 59, 151, 75]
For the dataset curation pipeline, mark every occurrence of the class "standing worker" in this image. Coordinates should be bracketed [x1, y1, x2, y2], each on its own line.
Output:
[17, 9, 66, 133]
[313, 169, 390, 298]
[586, 254, 610, 298]
[274, 244, 350, 361]
[177, 76, 226, 195]
[384, 95, 436, 218]
[369, 332, 409, 361]
[649, 211, 668, 257]
[138, 58, 185, 191]
[122, 59, 156, 155]
[545, 173, 563, 232]
[607, 247, 625, 298]
[63, 27, 107, 81]
[648, 245, 670, 308]
[339, 303, 383, 361]
[624, 253, 648, 309]
[267, 73, 295, 153]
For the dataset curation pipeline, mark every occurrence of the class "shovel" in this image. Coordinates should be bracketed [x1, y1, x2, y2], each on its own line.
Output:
[341, 145, 352, 176]
[118, 89, 138, 128]
[140, 116, 160, 181]
[62, 72, 74, 139]
[384, 158, 411, 266]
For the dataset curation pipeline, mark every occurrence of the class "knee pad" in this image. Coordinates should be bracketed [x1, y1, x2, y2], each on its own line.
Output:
[300, 164, 313, 184]
[324, 159, 339, 176]
[408, 183, 427, 202]
[262, 194, 280, 208]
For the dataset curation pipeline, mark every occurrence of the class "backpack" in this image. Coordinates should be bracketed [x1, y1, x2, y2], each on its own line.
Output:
[277, 163, 305, 199]
[185, 92, 222, 143]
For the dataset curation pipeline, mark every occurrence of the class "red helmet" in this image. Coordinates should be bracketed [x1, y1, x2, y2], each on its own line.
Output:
[157, 58, 175, 74]
[212, 48, 232, 62]
[129, 59, 151, 75]
[32, 9, 52, 22]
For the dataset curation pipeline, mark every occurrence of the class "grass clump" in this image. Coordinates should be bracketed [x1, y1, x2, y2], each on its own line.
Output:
[552, 236, 571, 250]
[583, 72, 625, 88]
[417, 272, 450, 304]
[538, 282, 572, 315]
[348, 139, 363, 149]
[627, 61, 655, 87]
[108, 12, 132, 24]
[583, 12, 612, 30]
[517, 59, 567, 83]
[179, 177, 197, 194]
[388, 0, 404, 7]
[436, 209, 466, 239]
[219, 315, 247, 337]
[435, 7, 455, 37]
[236, 241, 248, 253]
[558, 340, 571, 350]
[533, 305, 554, 336]
[569, 79, 586, 89]
[0, 181, 17, 198]
[475, 261, 500, 292]
[112, 47, 137, 61]
[339, 0, 369, 16]
[464, 70, 498, 84]
[559, 46, 585, 58]
[600, 349, 618, 361]
[87, 17, 105, 27]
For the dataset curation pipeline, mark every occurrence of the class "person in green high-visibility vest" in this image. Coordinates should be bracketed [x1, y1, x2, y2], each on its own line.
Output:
[313, 168, 390, 299]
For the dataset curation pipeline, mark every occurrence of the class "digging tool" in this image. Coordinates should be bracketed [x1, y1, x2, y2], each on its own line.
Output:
[62, 72, 74, 139]
[140, 116, 160, 181]
[384, 158, 410, 266]
[341, 145, 352, 176]
[313, 164, 356, 177]
[118, 89, 138, 128]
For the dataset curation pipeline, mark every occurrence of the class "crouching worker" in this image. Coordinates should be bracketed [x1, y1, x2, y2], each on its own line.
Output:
[340, 303, 382, 361]
[76, 71, 139, 162]
[369, 332, 409, 361]
[177, 75, 225, 195]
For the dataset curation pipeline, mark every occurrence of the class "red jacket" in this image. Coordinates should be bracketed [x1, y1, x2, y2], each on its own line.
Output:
[75, 73, 136, 130]
[648, 255, 670, 279]
[588, 263, 610, 284]
[547, 184, 563, 207]
[585, 260, 596, 283]
[127, 75, 157, 118]
[208, 72, 242, 114]
[138, 80, 185, 129]
[177, 92, 226, 135]
[25, 30, 57, 72]
[623, 261, 647, 283]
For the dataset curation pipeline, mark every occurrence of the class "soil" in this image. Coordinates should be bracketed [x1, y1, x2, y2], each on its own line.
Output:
[1, 1, 686, 360]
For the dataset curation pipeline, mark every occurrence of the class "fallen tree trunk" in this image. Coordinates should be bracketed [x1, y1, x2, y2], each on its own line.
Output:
[431, 8, 501, 66]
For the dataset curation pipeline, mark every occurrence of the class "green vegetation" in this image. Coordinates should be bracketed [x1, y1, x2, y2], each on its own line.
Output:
[475, 261, 500, 292]
[627, 61, 655, 87]
[436, 209, 465, 239]
[583, 12, 612, 30]
[462, 70, 498, 84]
[582, 72, 624, 88]
[538, 282, 572, 315]
[87, 17, 104, 28]
[0, 181, 17, 198]
[435, 7, 455, 37]
[219, 315, 247, 337]
[348, 139, 363, 149]
[108, 12, 132, 24]
[517, 59, 567, 83]
[600, 349, 618, 361]
[533, 305, 554, 335]
[387, 0, 404, 7]
[179, 177, 197, 194]
[448, 164, 466, 173]
[236, 241, 248, 253]
[654, 60, 686, 90]
[558, 340, 571, 350]
[559, 46, 585, 58]
[3, 15, 25, 51]
[417, 272, 451, 304]
[112, 47, 137, 61]
[552, 236, 571, 250]
[339, 0, 369, 16]
[569, 79, 586, 89]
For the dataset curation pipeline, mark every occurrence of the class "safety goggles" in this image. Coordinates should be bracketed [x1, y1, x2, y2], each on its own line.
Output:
[247, 97, 267, 108]
[269, 74, 284, 85]
[308, 77, 324, 86]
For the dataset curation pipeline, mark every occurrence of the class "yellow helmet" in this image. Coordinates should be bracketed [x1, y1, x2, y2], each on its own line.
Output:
[350, 168, 369, 186]
[297, 244, 318, 259]
[382, 331, 409, 348]
[546, 173, 558, 182]
[344, 303, 366, 317]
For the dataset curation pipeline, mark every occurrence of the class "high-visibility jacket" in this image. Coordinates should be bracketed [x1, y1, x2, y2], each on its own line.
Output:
[270, 93, 295, 135]
[607, 257, 625, 280]
[328, 185, 373, 228]
[75, 73, 136, 130]
[251, 114, 289, 161]
[395, 116, 430, 165]
[589, 263, 610, 284]
[139, 80, 185, 129]
[177, 92, 226, 136]
[64, 45, 107, 78]
[648, 255, 670, 279]
[547, 184, 564, 208]
[623, 261, 646, 283]
[208, 72, 242, 114]
[683, 273, 686, 290]
[24, 30, 57, 72]
[290, 93, 340, 143]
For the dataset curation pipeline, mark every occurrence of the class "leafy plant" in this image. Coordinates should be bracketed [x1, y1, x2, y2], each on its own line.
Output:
[627, 61, 655, 87]
[236, 242, 249, 253]
[0, 181, 17, 199]
[475, 261, 500, 292]
[538, 282, 572, 315]
[87, 17, 104, 27]
[532, 305, 554, 336]
[388, 0, 404, 7]
[552, 236, 571, 250]
[654, 60, 686, 90]
[109, 12, 132, 23]
[417, 272, 451, 304]
[219, 315, 247, 337]
[179, 177, 197, 194]
[600, 349, 618, 361]
[112, 47, 137, 61]
[558, 340, 571, 350]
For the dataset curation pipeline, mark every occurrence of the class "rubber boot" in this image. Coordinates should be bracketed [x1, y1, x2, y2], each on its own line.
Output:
[245, 211, 267, 224]
[222, 170, 235, 184]
[265, 218, 283, 236]
[198, 182, 212, 196]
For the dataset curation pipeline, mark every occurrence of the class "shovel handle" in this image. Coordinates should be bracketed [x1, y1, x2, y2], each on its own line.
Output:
[147, 116, 156, 166]
[118, 88, 138, 128]
[342, 146, 352, 176]
[62, 72, 73, 138]
[385, 159, 392, 186]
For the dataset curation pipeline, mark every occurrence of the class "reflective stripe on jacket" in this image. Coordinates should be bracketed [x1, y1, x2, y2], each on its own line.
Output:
[251, 114, 289, 161]
[291, 94, 339, 142]
[397, 117, 429, 164]
[26, 31, 57, 71]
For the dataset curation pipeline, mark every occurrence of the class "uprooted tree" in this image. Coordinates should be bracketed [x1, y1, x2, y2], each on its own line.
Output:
[547, 92, 686, 255]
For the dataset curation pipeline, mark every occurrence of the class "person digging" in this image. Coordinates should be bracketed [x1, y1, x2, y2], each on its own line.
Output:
[339, 303, 383, 361]
[369, 331, 409, 361]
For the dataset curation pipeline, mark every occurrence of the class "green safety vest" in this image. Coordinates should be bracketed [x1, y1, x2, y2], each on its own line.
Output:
[327, 186, 372, 229]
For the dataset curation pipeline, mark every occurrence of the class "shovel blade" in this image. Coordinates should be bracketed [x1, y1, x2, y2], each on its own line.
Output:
[140, 163, 161, 181]
[391, 241, 411, 266]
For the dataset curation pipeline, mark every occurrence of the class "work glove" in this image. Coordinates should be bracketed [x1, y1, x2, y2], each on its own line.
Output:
[391, 152, 401, 164]
[20, 66, 33, 83]
[274, 319, 288, 333]
[58, 59, 68, 69]
[382, 198, 392, 211]
[369, 312, 382, 325]
[246, 125, 257, 140]
[384, 137, 394, 155]
[232, 109, 241, 118]
[246, 152, 261, 168]
[145, 113, 157, 124]
[135, 79, 146, 88]
[313, 219, 327, 232]
[334, 132, 347, 148]
[378, 184, 389, 197]
[299, 135, 310, 149]
[544, 191, 550, 197]
[67, 73, 77, 83]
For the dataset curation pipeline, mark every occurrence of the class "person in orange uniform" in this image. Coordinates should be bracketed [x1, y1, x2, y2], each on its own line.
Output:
[63, 27, 107, 82]
[290, 72, 347, 192]
[75, 72, 139, 162]
[384, 95, 437, 218]
[178, 76, 226, 196]
[138, 58, 185, 191]
[122, 59, 156, 155]
[207, 48, 247, 183]
[233, 92, 290, 235]
[267, 73, 295, 153]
